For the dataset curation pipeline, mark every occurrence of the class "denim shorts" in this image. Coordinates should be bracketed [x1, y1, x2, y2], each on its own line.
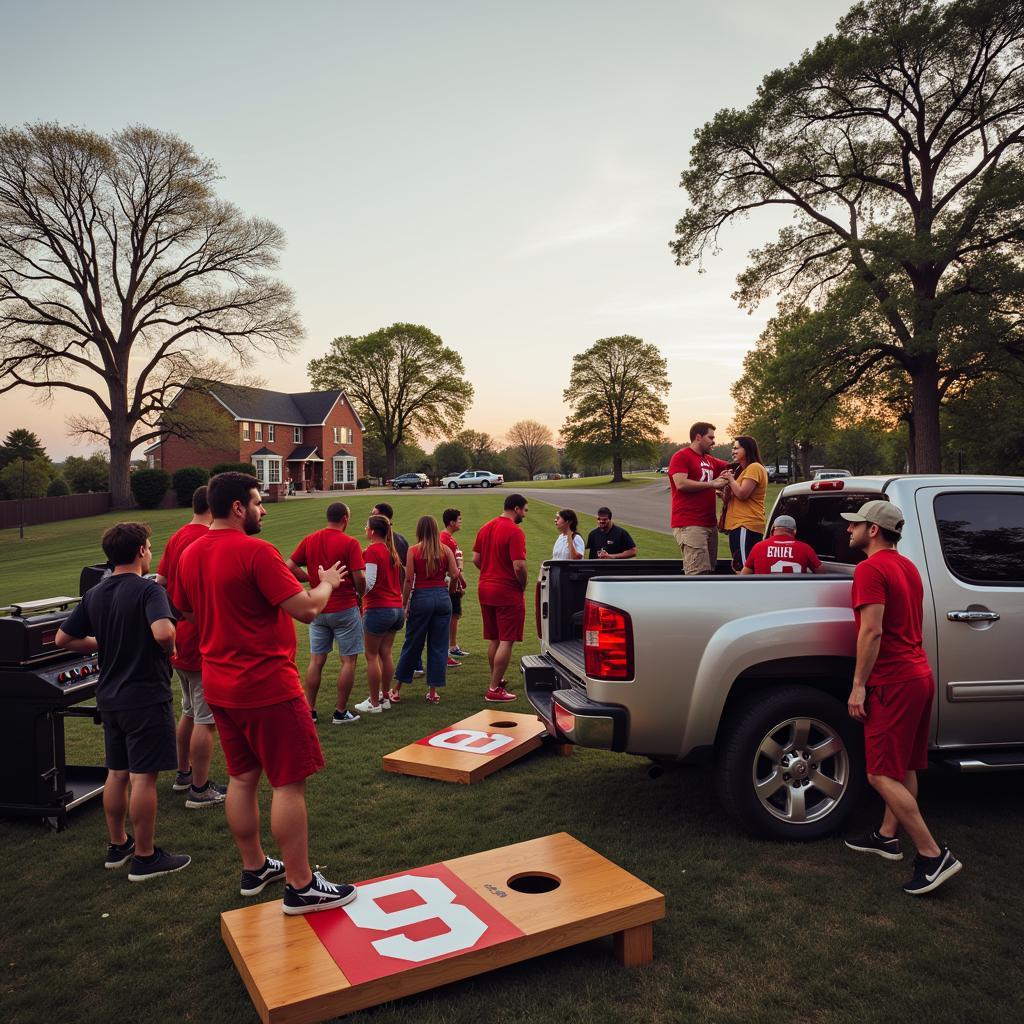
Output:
[362, 606, 405, 636]
[309, 607, 364, 656]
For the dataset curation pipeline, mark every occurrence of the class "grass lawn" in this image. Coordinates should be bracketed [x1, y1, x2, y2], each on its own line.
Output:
[1, 493, 1021, 1023]
[519, 473, 661, 488]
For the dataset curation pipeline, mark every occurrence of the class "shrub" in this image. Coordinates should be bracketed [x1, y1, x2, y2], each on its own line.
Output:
[356, 477, 371, 489]
[211, 461, 258, 476]
[47, 476, 71, 497]
[131, 468, 171, 509]
[172, 466, 209, 507]
[63, 453, 110, 493]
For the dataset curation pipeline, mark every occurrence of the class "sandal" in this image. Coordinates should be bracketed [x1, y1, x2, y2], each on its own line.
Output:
[425, 693, 440, 704]
[387, 690, 401, 703]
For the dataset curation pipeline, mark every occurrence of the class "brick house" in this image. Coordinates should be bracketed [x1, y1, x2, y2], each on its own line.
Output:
[145, 380, 364, 491]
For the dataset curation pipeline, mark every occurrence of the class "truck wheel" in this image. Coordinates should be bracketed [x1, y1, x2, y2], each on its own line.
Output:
[448, 481, 457, 489]
[716, 685, 865, 841]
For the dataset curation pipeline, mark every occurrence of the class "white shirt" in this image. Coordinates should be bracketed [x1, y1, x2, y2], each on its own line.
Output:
[552, 533, 585, 559]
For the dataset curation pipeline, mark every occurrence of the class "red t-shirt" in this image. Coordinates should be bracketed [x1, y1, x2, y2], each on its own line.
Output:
[473, 515, 527, 606]
[156, 522, 209, 671]
[411, 544, 449, 589]
[668, 447, 729, 528]
[172, 530, 304, 708]
[851, 548, 931, 686]
[362, 542, 403, 609]
[289, 529, 366, 613]
[744, 537, 822, 574]
[441, 530, 466, 592]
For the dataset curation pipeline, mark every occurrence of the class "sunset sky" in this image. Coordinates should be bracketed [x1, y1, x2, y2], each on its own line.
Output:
[3, 0, 854, 459]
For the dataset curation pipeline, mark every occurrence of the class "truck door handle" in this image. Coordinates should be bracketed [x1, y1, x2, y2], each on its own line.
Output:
[947, 610, 1000, 623]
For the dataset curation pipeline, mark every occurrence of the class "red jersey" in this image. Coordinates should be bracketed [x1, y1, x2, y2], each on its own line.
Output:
[744, 537, 822, 574]
[362, 542, 403, 609]
[289, 529, 365, 613]
[172, 530, 304, 709]
[668, 447, 729, 528]
[473, 515, 527, 605]
[411, 544, 448, 588]
[851, 548, 931, 686]
[156, 522, 209, 671]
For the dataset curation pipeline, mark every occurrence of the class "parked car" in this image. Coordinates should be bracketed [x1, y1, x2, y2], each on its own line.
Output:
[391, 473, 429, 489]
[522, 474, 1024, 841]
[441, 470, 504, 489]
[657, 466, 669, 474]
[766, 464, 790, 482]
[813, 469, 852, 480]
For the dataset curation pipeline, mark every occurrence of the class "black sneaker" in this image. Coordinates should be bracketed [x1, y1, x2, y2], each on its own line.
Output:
[185, 781, 227, 809]
[282, 871, 358, 915]
[902, 847, 962, 895]
[310, 708, 318, 723]
[127, 848, 191, 882]
[844, 830, 903, 861]
[104, 835, 135, 869]
[240, 856, 287, 896]
[332, 709, 360, 725]
[172, 768, 193, 792]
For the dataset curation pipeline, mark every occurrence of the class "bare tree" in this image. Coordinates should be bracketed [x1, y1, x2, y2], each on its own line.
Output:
[506, 419, 554, 481]
[0, 123, 302, 506]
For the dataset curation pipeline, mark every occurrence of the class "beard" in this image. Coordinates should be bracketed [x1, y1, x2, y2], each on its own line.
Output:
[244, 508, 262, 535]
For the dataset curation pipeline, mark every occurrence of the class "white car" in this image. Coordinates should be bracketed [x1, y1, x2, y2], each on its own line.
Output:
[441, 470, 504, 489]
[812, 469, 851, 480]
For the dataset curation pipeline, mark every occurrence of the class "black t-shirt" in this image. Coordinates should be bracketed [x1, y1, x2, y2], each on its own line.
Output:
[61, 573, 175, 711]
[393, 530, 410, 564]
[586, 524, 636, 559]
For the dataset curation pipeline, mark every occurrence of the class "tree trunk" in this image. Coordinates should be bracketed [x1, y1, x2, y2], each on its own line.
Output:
[797, 441, 812, 481]
[910, 359, 942, 473]
[611, 455, 624, 483]
[385, 443, 398, 480]
[109, 418, 134, 509]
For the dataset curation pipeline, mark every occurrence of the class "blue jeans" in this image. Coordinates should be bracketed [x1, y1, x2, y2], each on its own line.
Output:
[395, 588, 452, 687]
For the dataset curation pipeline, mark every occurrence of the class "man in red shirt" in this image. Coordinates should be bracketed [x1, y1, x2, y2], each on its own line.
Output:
[155, 485, 223, 808]
[472, 493, 528, 703]
[740, 516, 827, 574]
[841, 500, 962, 896]
[173, 472, 358, 915]
[286, 503, 366, 726]
[668, 421, 729, 574]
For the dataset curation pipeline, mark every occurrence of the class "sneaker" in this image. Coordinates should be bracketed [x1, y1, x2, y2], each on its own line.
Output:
[447, 656, 461, 668]
[485, 686, 517, 702]
[127, 848, 191, 882]
[844, 830, 903, 861]
[282, 871, 358, 916]
[172, 768, 192, 792]
[310, 708, 318, 723]
[902, 847, 962, 895]
[379, 696, 392, 710]
[353, 698, 381, 714]
[413, 669, 425, 678]
[185, 781, 227, 809]
[332, 708, 361, 724]
[240, 856, 286, 896]
[104, 835, 135, 869]
[449, 646, 471, 657]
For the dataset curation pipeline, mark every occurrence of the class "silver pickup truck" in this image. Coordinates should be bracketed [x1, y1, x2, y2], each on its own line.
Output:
[522, 475, 1024, 841]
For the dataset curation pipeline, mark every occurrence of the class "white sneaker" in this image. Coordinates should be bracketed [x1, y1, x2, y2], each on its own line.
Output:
[354, 698, 382, 714]
[379, 697, 392, 710]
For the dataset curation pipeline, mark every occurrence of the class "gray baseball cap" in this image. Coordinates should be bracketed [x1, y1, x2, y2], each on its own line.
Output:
[772, 515, 797, 533]
[840, 499, 904, 536]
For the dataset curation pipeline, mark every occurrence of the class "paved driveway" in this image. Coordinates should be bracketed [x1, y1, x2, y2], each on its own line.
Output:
[515, 481, 673, 535]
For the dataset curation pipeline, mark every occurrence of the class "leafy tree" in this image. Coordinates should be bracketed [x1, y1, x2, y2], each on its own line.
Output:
[308, 324, 473, 479]
[673, 0, 1024, 473]
[62, 453, 110, 493]
[0, 456, 52, 499]
[0, 124, 302, 508]
[0, 427, 46, 470]
[455, 429, 498, 464]
[131, 468, 170, 509]
[505, 420, 554, 481]
[432, 440, 472, 477]
[46, 476, 70, 496]
[562, 335, 670, 483]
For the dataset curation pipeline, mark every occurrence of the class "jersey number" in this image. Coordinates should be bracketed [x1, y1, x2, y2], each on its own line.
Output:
[770, 560, 804, 574]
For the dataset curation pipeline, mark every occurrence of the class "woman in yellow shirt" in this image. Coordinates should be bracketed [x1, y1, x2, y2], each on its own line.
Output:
[721, 435, 768, 571]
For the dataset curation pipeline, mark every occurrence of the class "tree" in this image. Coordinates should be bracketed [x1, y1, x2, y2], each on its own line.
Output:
[0, 456, 51, 499]
[62, 452, 110, 493]
[505, 420, 554, 480]
[0, 427, 46, 470]
[673, 0, 1024, 473]
[432, 440, 472, 476]
[454, 429, 498, 464]
[0, 124, 302, 507]
[562, 335, 670, 482]
[308, 324, 473, 479]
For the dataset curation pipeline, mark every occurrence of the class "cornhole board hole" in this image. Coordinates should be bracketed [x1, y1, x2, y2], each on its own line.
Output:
[382, 710, 547, 783]
[221, 831, 665, 1024]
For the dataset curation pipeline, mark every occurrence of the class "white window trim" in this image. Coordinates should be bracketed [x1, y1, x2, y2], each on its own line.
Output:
[332, 456, 356, 485]
[254, 454, 283, 486]
[268, 424, 275, 442]
[333, 426, 340, 444]
[242, 421, 250, 440]
[255, 423, 263, 441]
[293, 426, 302, 443]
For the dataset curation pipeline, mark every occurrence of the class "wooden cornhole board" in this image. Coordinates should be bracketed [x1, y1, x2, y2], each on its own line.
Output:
[382, 710, 547, 783]
[221, 832, 665, 1024]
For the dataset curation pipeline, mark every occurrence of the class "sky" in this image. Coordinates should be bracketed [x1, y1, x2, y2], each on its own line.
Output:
[2, 0, 855, 459]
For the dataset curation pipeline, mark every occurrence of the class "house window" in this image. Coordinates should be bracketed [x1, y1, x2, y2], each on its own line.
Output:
[255, 423, 263, 441]
[242, 422, 250, 441]
[333, 426, 340, 444]
[293, 426, 302, 443]
[345, 427, 353, 444]
[333, 456, 356, 485]
[254, 457, 282, 486]
[268, 424, 275, 442]
[269, 459, 281, 483]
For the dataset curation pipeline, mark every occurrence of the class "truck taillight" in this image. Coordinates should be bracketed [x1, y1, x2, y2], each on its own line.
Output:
[810, 479, 844, 490]
[583, 599, 633, 681]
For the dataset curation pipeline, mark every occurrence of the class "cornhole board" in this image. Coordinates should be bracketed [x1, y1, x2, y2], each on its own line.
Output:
[221, 832, 665, 1024]
[382, 710, 547, 783]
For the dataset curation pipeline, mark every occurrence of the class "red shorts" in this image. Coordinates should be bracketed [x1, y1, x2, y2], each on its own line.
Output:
[863, 672, 934, 780]
[210, 697, 324, 788]
[480, 600, 525, 642]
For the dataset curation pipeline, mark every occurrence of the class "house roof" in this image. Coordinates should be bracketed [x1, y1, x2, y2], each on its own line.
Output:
[190, 380, 365, 430]
[287, 445, 323, 462]
[250, 446, 280, 457]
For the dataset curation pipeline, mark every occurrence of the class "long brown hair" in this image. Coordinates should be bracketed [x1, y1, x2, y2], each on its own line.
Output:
[733, 435, 762, 468]
[415, 515, 443, 575]
[367, 514, 400, 568]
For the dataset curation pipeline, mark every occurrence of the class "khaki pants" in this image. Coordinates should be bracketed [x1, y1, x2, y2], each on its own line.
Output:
[673, 526, 717, 575]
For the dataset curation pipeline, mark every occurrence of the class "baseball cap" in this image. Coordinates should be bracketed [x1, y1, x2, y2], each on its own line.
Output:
[840, 499, 904, 536]
[772, 515, 797, 532]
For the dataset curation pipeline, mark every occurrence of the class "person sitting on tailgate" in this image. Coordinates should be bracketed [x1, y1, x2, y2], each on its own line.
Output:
[740, 515, 829, 574]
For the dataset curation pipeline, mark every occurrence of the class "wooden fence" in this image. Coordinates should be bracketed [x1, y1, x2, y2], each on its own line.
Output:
[0, 492, 112, 530]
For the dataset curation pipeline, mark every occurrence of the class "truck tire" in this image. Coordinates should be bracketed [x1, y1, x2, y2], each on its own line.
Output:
[716, 685, 865, 841]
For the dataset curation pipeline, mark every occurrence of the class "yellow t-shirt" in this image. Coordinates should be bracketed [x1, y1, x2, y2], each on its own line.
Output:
[724, 462, 768, 533]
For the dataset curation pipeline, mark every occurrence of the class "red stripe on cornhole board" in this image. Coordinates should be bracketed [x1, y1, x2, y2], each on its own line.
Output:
[306, 862, 525, 985]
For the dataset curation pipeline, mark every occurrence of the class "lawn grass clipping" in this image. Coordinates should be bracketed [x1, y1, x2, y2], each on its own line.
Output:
[0, 492, 1021, 1024]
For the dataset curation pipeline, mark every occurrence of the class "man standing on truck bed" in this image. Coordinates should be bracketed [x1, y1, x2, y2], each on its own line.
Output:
[668, 422, 729, 574]
[841, 500, 962, 896]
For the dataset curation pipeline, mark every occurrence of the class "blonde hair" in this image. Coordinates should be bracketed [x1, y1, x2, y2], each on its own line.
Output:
[415, 515, 443, 576]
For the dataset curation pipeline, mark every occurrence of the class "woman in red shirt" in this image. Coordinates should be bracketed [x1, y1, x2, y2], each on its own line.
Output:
[393, 516, 463, 704]
[355, 515, 405, 713]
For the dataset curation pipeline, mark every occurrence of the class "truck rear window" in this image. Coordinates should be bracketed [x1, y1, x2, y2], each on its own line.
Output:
[770, 494, 877, 565]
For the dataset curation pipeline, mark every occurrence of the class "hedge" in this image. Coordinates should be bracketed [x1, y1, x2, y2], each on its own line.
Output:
[172, 466, 210, 507]
[131, 468, 171, 509]
[211, 462, 258, 476]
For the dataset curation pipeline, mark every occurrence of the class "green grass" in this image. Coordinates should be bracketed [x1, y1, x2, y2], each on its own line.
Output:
[1, 493, 1021, 1024]
[516, 473, 662, 488]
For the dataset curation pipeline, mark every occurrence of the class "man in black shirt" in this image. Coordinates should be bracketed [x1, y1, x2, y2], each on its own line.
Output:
[57, 522, 191, 882]
[586, 506, 638, 560]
